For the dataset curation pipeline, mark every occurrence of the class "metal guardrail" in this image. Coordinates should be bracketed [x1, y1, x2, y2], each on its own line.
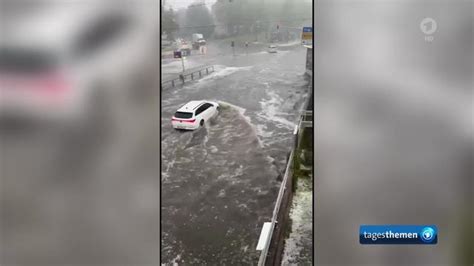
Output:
[300, 110, 313, 133]
[161, 65, 214, 88]
[257, 110, 313, 266]
[258, 149, 294, 266]
[302, 110, 313, 120]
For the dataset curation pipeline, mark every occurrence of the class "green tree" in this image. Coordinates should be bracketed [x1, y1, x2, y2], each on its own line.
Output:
[162, 6, 178, 40]
[183, 3, 215, 38]
[211, 0, 312, 39]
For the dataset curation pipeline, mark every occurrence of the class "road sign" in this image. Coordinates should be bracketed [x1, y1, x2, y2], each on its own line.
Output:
[174, 51, 182, 58]
[301, 27, 312, 45]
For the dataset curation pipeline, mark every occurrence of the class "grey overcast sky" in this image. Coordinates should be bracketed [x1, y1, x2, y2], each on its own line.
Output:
[162, 0, 216, 10]
[162, 0, 312, 11]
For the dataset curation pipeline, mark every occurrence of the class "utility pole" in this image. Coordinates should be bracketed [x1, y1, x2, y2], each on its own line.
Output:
[181, 56, 185, 72]
[255, 20, 260, 42]
[179, 56, 185, 83]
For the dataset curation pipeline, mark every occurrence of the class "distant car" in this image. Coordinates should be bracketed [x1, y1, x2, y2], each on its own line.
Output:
[176, 48, 191, 57]
[192, 33, 206, 49]
[172, 100, 219, 130]
[268, 45, 277, 53]
[176, 41, 192, 56]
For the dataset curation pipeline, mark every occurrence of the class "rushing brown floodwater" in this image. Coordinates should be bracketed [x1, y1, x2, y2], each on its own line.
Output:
[161, 41, 311, 264]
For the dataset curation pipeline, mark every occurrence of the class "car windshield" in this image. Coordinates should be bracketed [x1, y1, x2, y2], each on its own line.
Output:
[174, 111, 193, 119]
[0, 47, 57, 73]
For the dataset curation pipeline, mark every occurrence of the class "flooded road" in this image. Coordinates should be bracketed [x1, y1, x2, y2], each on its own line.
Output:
[161, 42, 310, 264]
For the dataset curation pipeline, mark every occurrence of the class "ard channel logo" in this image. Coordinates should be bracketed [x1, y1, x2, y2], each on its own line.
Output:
[360, 225, 438, 245]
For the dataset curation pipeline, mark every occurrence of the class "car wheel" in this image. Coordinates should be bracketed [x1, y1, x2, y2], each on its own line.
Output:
[200, 120, 204, 127]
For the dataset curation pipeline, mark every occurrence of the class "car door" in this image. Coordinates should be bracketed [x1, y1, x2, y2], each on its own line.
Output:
[207, 103, 217, 118]
[201, 103, 214, 120]
[194, 105, 206, 121]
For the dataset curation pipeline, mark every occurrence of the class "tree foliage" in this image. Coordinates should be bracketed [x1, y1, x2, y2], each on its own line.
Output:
[161, 5, 179, 40]
[181, 2, 215, 38]
[211, 0, 312, 38]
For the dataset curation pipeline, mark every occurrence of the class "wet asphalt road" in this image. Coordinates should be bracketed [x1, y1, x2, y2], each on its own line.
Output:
[161, 40, 310, 264]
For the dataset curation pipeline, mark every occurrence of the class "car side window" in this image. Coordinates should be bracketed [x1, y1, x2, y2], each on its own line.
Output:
[202, 103, 212, 111]
[195, 105, 205, 116]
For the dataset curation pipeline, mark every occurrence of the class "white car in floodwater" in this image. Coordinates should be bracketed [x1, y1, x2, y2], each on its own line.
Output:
[268, 45, 277, 53]
[172, 100, 219, 130]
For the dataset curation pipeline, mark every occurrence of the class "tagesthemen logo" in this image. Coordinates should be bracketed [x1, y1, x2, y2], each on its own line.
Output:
[360, 225, 438, 245]
[420, 227, 436, 243]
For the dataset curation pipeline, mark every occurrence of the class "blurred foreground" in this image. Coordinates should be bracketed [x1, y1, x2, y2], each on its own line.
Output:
[316, 1, 473, 265]
[1, 1, 160, 264]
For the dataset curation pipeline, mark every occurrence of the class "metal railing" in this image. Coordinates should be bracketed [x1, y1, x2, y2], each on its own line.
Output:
[258, 149, 294, 266]
[257, 110, 313, 266]
[296, 111, 313, 148]
[161, 65, 214, 88]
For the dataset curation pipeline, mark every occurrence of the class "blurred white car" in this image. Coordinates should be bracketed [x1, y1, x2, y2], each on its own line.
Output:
[268, 45, 277, 53]
[172, 101, 219, 130]
[0, 3, 158, 130]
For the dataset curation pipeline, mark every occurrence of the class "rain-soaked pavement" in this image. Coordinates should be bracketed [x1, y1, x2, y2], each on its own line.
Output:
[161, 41, 310, 264]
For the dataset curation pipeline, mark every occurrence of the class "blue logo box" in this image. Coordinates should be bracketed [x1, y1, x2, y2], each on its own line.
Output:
[360, 225, 438, 244]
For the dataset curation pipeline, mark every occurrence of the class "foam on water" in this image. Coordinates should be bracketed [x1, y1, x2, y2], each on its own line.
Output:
[165, 158, 175, 172]
[258, 90, 296, 130]
[196, 65, 254, 83]
[276, 41, 302, 47]
[209, 145, 219, 153]
[216, 101, 264, 148]
[256, 124, 273, 139]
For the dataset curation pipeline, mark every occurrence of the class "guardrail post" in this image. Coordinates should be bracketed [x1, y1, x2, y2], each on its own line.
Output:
[294, 125, 299, 150]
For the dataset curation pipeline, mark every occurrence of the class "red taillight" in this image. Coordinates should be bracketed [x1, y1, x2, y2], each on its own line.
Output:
[172, 117, 195, 123]
[0, 72, 68, 94]
[40, 74, 68, 93]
